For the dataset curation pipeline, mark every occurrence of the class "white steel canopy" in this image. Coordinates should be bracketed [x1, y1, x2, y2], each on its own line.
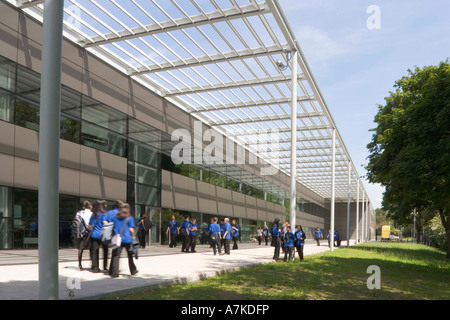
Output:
[12, 0, 369, 202]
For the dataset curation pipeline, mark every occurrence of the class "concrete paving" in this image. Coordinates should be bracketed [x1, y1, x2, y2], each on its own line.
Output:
[0, 240, 349, 300]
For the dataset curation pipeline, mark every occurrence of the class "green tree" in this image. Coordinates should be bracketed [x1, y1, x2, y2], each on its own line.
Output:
[366, 60, 450, 257]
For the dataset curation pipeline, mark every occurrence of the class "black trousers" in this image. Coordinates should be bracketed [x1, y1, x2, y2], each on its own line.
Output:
[169, 233, 177, 247]
[212, 240, 221, 255]
[110, 243, 137, 277]
[272, 236, 281, 259]
[295, 245, 304, 261]
[223, 239, 230, 254]
[138, 229, 147, 248]
[283, 246, 293, 261]
[91, 238, 108, 272]
[190, 234, 197, 252]
[77, 237, 92, 269]
[232, 237, 238, 249]
[182, 233, 191, 252]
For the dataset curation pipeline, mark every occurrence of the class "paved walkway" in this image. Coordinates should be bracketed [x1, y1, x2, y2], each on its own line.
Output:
[0, 240, 348, 300]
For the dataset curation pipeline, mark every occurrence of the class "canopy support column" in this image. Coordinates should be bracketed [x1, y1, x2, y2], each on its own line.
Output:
[38, 0, 64, 300]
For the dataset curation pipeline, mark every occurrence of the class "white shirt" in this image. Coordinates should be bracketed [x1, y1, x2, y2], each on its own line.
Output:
[76, 209, 92, 227]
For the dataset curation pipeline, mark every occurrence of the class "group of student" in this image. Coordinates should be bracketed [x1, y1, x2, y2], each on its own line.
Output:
[270, 218, 306, 262]
[313, 227, 341, 247]
[75, 199, 145, 278]
[166, 215, 240, 256]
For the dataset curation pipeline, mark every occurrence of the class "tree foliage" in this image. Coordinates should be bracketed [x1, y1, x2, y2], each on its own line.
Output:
[366, 60, 450, 257]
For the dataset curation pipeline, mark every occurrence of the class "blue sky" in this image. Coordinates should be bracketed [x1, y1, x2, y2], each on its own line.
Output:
[278, 0, 450, 209]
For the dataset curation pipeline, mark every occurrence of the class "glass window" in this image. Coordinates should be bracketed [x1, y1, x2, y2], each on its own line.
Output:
[60, 115, 80, 143]
[137, 184, 160, 207]
[0, 88, 14, 122]
[61, 86, 81, 120]
[128, 141, 160, 168]
[81, 122, 126, 157]
[0, 58, 16, 92]
[81, 96, 127, 135]
[15, 98, 40, 131]
[16, 65, 40, 105]
[129, 162, 160, 187]
[128, 118, 161, 150]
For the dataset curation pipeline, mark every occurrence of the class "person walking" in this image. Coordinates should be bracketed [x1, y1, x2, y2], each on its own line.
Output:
[231, 219, 239, 250]
[314, 227, 323, 246]
[180, 215, 191, 253]
[76, 200, 93, 270]
[190, 218, 198, 252]
[334, 230, 341, 247]
[208, 217, 222, 255]
[89, 199, 108, 273]
[257, 226, 263, 245]
[294, 225, 305, 261]
[136, 212, 148, 249]
[271, 218, 281, 260]
[263, 225, 269, 245]
[166, 214, 179, 248]
[222, 217, 231, 255]
[283, 225, 295, 262]
[109, 203, 138, 278]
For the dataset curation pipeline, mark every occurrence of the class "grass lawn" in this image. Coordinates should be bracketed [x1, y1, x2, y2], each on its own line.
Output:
[117, 242, 450, 300]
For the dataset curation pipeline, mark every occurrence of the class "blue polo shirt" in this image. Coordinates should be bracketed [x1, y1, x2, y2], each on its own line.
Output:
[271, 226, 280, 237]
[314, 230, 322, 239]
[111, 216, 135, 244]
[89, 214, 104, 240]
[284, 231, 295, 247]
[168, 220, 178, 234]
[180, 220, 191, 234]
[105, 208, 119, 223]
[190, 222, 198, 236]
[232, 224, 239, 238]
[208, 222, 221, 241]
[295, 230, 304, 246]
[224, 222, 231, 240]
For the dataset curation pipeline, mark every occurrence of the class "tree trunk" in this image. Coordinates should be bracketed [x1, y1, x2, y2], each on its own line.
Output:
[438, 209, 450, 259]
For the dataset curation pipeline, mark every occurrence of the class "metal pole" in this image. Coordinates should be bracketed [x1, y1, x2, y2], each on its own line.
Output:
[289, 51, 298, 230]
[366, 198, 369, 242]
[356, 179, 359, 244]
[346, 161, 351, 247]
[330, 128, 336, 251]
[362, 192, 365, 243]
[38, 0, 64, 300]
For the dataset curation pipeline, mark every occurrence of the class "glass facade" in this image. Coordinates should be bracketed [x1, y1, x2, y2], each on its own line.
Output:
[0, 55, 328, 249]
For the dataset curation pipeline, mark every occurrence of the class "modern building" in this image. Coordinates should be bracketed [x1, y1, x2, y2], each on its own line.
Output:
[0, 0, 375, 250]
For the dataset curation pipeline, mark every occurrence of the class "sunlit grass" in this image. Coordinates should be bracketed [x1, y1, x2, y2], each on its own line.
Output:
[115, 242, 450, 300]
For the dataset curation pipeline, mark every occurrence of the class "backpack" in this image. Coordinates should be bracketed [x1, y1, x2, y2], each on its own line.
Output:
[101, 222, 114, 245]
[142, 217, 152, 231]
[210, 229, 220, 243]
[71, 215, 89, 240]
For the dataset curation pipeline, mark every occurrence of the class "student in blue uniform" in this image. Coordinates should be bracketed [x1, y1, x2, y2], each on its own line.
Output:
[208, 217, 222, 255]
[283, 225, 295, 262]
[219, 219, 226, 250]
[231, 219, 239, 250]
[294, 225, 305, 261]
[334, 230, 341, 247]
[222, 217, 231, 255]
[189, 218, 198, 253]
[263, 225, 269, 245]
[314, 227, 323, 246]
[109, 203, 138, 278]
[166, 215, 179, 248]
[271, 218, 281, 260]
[89, 199, 108, 273]
[180, 215, 191, 253]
